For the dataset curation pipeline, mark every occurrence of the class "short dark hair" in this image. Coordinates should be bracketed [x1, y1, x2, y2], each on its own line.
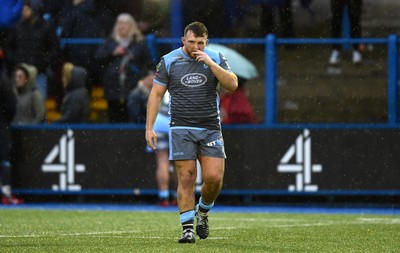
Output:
[183, 21, 208, 38]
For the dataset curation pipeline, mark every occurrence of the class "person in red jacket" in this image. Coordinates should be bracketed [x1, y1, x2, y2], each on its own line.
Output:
[220, 77, 258, 124]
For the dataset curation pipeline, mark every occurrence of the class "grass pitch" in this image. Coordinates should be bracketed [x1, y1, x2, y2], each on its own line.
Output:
[0, 208, 399, 253]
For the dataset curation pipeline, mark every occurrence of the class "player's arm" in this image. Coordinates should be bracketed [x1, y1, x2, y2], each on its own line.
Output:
[145, 83, 167, 150]
[194, 50, 238, 92]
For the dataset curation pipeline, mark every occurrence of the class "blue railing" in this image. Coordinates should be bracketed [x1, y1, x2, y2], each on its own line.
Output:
[60, 34, 399, 128]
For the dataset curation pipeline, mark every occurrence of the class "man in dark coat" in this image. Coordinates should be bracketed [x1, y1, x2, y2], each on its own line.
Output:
[0, 67, 24, 204]
[5, 0, 60, 99]
[60, 0, 105, 85]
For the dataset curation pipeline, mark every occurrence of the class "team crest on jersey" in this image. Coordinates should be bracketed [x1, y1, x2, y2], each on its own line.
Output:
[155, 61, 162, 76]
[181, 73, 207, 87]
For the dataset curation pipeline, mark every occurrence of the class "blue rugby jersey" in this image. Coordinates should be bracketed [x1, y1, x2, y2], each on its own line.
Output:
[153, 47, 232, 130]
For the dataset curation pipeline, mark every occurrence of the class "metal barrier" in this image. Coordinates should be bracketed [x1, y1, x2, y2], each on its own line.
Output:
[60, 34, 399, 128]
[12, 35, 400, 198]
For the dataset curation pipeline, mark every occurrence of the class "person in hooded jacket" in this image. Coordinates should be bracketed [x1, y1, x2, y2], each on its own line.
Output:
[0, 66, 24, 204]
[5, 0, 60, 100]
[94, 13, 153, 123]
[54, 62, 90, 124]
[12, 63, 47, 124]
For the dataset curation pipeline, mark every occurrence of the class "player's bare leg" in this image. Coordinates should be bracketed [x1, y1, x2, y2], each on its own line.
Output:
[198, 156, 224, 203]
[175, 159, 197, 243]
[195, 156, 225, 239]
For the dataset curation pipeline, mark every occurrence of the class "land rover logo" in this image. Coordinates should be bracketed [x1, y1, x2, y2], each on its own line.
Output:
[181, 73, 207, 87]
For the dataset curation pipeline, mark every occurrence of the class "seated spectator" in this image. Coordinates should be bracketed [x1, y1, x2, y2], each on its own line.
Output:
[54, 62, 89, 124]
[127, 70, 154, 123]
[12, 63, 47, 124]
[220, 78, 258, 124]
[94, 13, 153, 123]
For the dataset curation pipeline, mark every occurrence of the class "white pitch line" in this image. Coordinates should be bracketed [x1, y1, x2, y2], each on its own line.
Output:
[0, 230, 141, 238]
[2, 218, 398, 239]
[357, 218, 400, 224]
[0, 233, 228, 240]
[60, 230, 141, 236]
[214, 217, 301, 222]
[266, 222, 336, 228]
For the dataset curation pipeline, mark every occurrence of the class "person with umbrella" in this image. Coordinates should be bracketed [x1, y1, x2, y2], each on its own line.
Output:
[207, 44, 259, 124]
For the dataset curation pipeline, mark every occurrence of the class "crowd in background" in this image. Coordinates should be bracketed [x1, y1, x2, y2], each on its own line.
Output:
[0, 0, 366, 125]
[0, 0, 374, 205]
[0, 0, 168, 124]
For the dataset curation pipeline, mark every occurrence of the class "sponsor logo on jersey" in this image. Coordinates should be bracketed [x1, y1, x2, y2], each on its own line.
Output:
[181, 73, 207, 87]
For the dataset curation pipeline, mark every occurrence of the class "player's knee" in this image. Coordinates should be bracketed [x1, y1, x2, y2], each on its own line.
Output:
[204, 173, 223, 187]
[178, 172, 196, 186]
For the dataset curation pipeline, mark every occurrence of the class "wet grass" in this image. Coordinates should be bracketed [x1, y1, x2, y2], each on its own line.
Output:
[0, 209, 399, 252]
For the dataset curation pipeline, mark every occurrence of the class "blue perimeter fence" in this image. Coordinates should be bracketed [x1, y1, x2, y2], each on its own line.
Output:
[11, 35, 400, 198]
[13, 34, 400, 199]
[60, 34, 400, 130]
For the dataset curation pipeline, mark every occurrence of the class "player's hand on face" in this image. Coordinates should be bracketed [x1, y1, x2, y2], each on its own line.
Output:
[145, 130, 157, 150]
[193, 50, 211, 65]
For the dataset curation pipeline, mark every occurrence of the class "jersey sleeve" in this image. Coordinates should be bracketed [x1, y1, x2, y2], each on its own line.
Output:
[218, 52, 232, 72]
[154, 57, 169, 87]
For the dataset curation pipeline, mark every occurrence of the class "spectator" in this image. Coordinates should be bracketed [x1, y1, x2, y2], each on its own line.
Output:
[95, 13, 153, 123]
[41, 0, 72, 29]
[54, 62, 90, 124]
[151, 91, 177, 207]
[127, 71, 178, 206]
[0, 0, 23, 48]
[328, 0, 363, 65]
[5, 0, 60, 100]
[95, 0, 147, 36]
[220, 78, 258, 124]
[0, 0, 23, 29]
[12, 63, 47, 124]
[60, 0, 105, 86]
[127, 71, 154, 123]
[0, 66, 24, 204]
[251, 0, 295, 38]
[182, 0, 226, 37]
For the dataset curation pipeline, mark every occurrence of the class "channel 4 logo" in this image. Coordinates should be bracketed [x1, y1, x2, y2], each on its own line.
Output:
[277, 129, 322, 192]
[41, 130, 85, 191]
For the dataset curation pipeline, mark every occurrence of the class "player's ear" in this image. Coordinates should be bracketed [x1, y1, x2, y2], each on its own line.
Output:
[181, 37, 185, 44]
